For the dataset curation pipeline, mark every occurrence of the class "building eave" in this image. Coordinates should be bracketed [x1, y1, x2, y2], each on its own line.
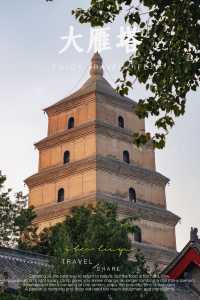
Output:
[25, 155, 169, 188]
[162, 240, 200, 277]
[44, 91, 137, 117]
[32, 191, 179, 227]
[34, 120, 137, 150]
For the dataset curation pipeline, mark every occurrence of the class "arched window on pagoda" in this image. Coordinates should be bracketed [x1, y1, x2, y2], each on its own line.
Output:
[68, 117, 75, 129]
[129, 187, 136, 202]
[63, 151, 70, 164]
[134, 227, 142, 243]
[58, 188, 64, 203]
[118, 116, 124, 128]
[123, 150, 130, 164]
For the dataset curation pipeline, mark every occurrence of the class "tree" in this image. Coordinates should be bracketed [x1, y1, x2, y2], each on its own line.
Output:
[66, 0, 200, 149]
[15, 192, 38, 250]
[0, 171, 38, 299]
[0, 171, 36, 248]
[0, 172, 17, 247]
[25, 202, 166, 300]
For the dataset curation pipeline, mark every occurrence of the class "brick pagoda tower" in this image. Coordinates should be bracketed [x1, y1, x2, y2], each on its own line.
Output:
[25, 53, 180, 268]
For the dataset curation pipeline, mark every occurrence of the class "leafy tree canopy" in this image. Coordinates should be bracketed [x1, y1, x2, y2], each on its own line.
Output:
[26, 202, 166, 300]
[66, 0, 200, 148]
[0, 172, 17, 247]
[0, 171, 36, 248]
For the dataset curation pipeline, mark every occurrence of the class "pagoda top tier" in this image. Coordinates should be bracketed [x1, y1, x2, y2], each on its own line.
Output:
[90, 52, 104, 77]
[44, 53, 136, 114]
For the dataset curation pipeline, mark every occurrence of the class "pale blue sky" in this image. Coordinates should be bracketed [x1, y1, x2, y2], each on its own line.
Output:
[0, 0, 199, 251]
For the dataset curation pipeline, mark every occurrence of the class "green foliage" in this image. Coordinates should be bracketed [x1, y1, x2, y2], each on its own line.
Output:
[29, 202, 135, 257]
[0, 294, 37, 300]
[0, 172, 16, 247]
[26, 202, 166, 300]
[0, 171, 36, 248]
[71, 0, 200, 148]
[15, 201, 37, 250]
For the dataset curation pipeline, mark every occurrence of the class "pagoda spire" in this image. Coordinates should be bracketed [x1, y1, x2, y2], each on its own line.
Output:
[90, 52, 104, 77]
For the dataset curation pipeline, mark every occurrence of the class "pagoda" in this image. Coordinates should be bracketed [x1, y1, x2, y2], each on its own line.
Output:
[25, 53, 180, 268]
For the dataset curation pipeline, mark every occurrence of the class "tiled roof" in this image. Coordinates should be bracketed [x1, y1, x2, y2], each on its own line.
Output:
[163, 239, 200, 276]
[166, 287, 200, 299]
[0, 247, 48, 290]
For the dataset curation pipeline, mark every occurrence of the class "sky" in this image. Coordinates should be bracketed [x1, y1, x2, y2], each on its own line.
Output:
[0, 0, 199, 251]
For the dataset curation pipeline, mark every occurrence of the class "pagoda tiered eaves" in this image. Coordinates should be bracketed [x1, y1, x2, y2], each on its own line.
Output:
[25, 155, 169, 188]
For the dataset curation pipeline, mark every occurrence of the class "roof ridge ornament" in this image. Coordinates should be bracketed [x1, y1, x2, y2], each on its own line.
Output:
[190, 227, 199, 242]
[90, 52, 104, 77]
